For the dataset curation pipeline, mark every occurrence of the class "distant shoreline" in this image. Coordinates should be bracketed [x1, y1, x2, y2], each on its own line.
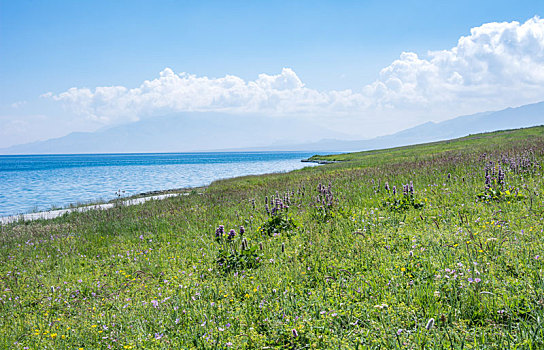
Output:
[0, 190, 204, 225]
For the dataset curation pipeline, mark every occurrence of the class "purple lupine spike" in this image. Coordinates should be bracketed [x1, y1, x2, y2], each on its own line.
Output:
[239, 226, 245, 236]
[385, 182, 390, 191]
[392, 186, 397, 195]
[216, 225, 225, 239]
[409, 181, 414, 194]
[498, 167, 505, 185]
[228, 229, 236, 240]
[485, 174, 491, 188]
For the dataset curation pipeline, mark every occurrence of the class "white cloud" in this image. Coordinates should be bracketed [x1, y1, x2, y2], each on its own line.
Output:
[10, 100, 27, 109]
[46, 17, 544, 128]
[365, 16, 544, 114]
[47, 68, 368, 124]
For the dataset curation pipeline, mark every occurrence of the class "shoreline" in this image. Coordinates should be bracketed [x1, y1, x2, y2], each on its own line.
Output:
[0, 191, 203, 225]
[301, 158, 342, 164]
[1, 157, 321, 225]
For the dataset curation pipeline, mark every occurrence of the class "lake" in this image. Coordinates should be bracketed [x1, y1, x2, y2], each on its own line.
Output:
[0, 152, 319, 216]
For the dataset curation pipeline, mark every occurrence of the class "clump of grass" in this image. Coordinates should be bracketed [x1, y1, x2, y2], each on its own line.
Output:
[382, 181, 425, 212]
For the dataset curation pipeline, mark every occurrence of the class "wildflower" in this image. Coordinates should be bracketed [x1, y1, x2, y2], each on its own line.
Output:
[239, 226, 245, 236]
[215, 225, 224, 239]
[292, 329, 298, 337]
[228, 229, 236, 240]
[426, 318, 435, 330]
[397, 329, 403, 336]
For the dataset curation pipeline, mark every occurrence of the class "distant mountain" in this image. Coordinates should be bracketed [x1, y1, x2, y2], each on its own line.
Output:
[0, 113, 349, 154]
[241, 101, 544, 152]
[2, 101, 543, 154]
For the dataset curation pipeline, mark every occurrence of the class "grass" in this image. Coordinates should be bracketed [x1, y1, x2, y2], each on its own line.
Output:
[1, 125, 544, 349]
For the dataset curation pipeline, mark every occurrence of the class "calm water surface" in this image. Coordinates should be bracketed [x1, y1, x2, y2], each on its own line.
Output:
[0, 152, 319, 216]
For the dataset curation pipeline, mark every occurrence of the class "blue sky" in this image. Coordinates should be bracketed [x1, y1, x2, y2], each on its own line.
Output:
[1, 0, 544, 148]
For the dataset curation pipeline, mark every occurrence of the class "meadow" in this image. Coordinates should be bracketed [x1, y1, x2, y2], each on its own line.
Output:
[1, 126, 544, 349]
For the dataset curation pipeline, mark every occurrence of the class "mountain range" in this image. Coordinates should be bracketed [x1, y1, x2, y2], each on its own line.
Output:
[1, 101, 543, 154]
[242, 101, 544, 152]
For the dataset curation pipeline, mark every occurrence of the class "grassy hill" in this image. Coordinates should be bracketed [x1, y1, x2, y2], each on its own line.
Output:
[1, 126, 544, 349]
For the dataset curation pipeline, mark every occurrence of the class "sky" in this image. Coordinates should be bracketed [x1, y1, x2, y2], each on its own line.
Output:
[1, 0, 544, 149]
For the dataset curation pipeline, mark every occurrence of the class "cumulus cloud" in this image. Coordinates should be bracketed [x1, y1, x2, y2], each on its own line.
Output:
[47, 68, 369, 124]
[46, 17, 544, 126]
[365, 16, 544, 113]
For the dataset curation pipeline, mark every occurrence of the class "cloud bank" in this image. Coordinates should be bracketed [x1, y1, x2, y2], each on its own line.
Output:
[47, 17, 544, 127]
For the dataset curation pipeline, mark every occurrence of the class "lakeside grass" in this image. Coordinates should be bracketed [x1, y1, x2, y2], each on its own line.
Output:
[1, 126, 544, 349]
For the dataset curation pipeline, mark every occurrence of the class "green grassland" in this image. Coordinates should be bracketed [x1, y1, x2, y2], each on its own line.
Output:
[1, 126, 544, 349]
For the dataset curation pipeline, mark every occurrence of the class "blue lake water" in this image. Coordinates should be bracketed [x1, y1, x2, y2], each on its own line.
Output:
[0, 152, 319, 216]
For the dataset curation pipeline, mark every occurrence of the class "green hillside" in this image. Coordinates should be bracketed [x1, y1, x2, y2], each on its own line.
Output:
[1, 126, 544, 349]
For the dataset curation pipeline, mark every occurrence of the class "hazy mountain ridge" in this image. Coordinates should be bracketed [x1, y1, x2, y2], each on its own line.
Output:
[1, 102, 543, 154]
[0, 113, 349, 154]
[244, 101, 544, 152]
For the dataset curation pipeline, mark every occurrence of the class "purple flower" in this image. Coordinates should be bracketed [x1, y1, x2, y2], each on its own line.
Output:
[151, 300, 159, 308]
[154, 333, 163, 339]
[292, 329, 298, 337]
[239, 226, 245, 235]
[228, 229, 236, 239]
[215, 225, 225, 239]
